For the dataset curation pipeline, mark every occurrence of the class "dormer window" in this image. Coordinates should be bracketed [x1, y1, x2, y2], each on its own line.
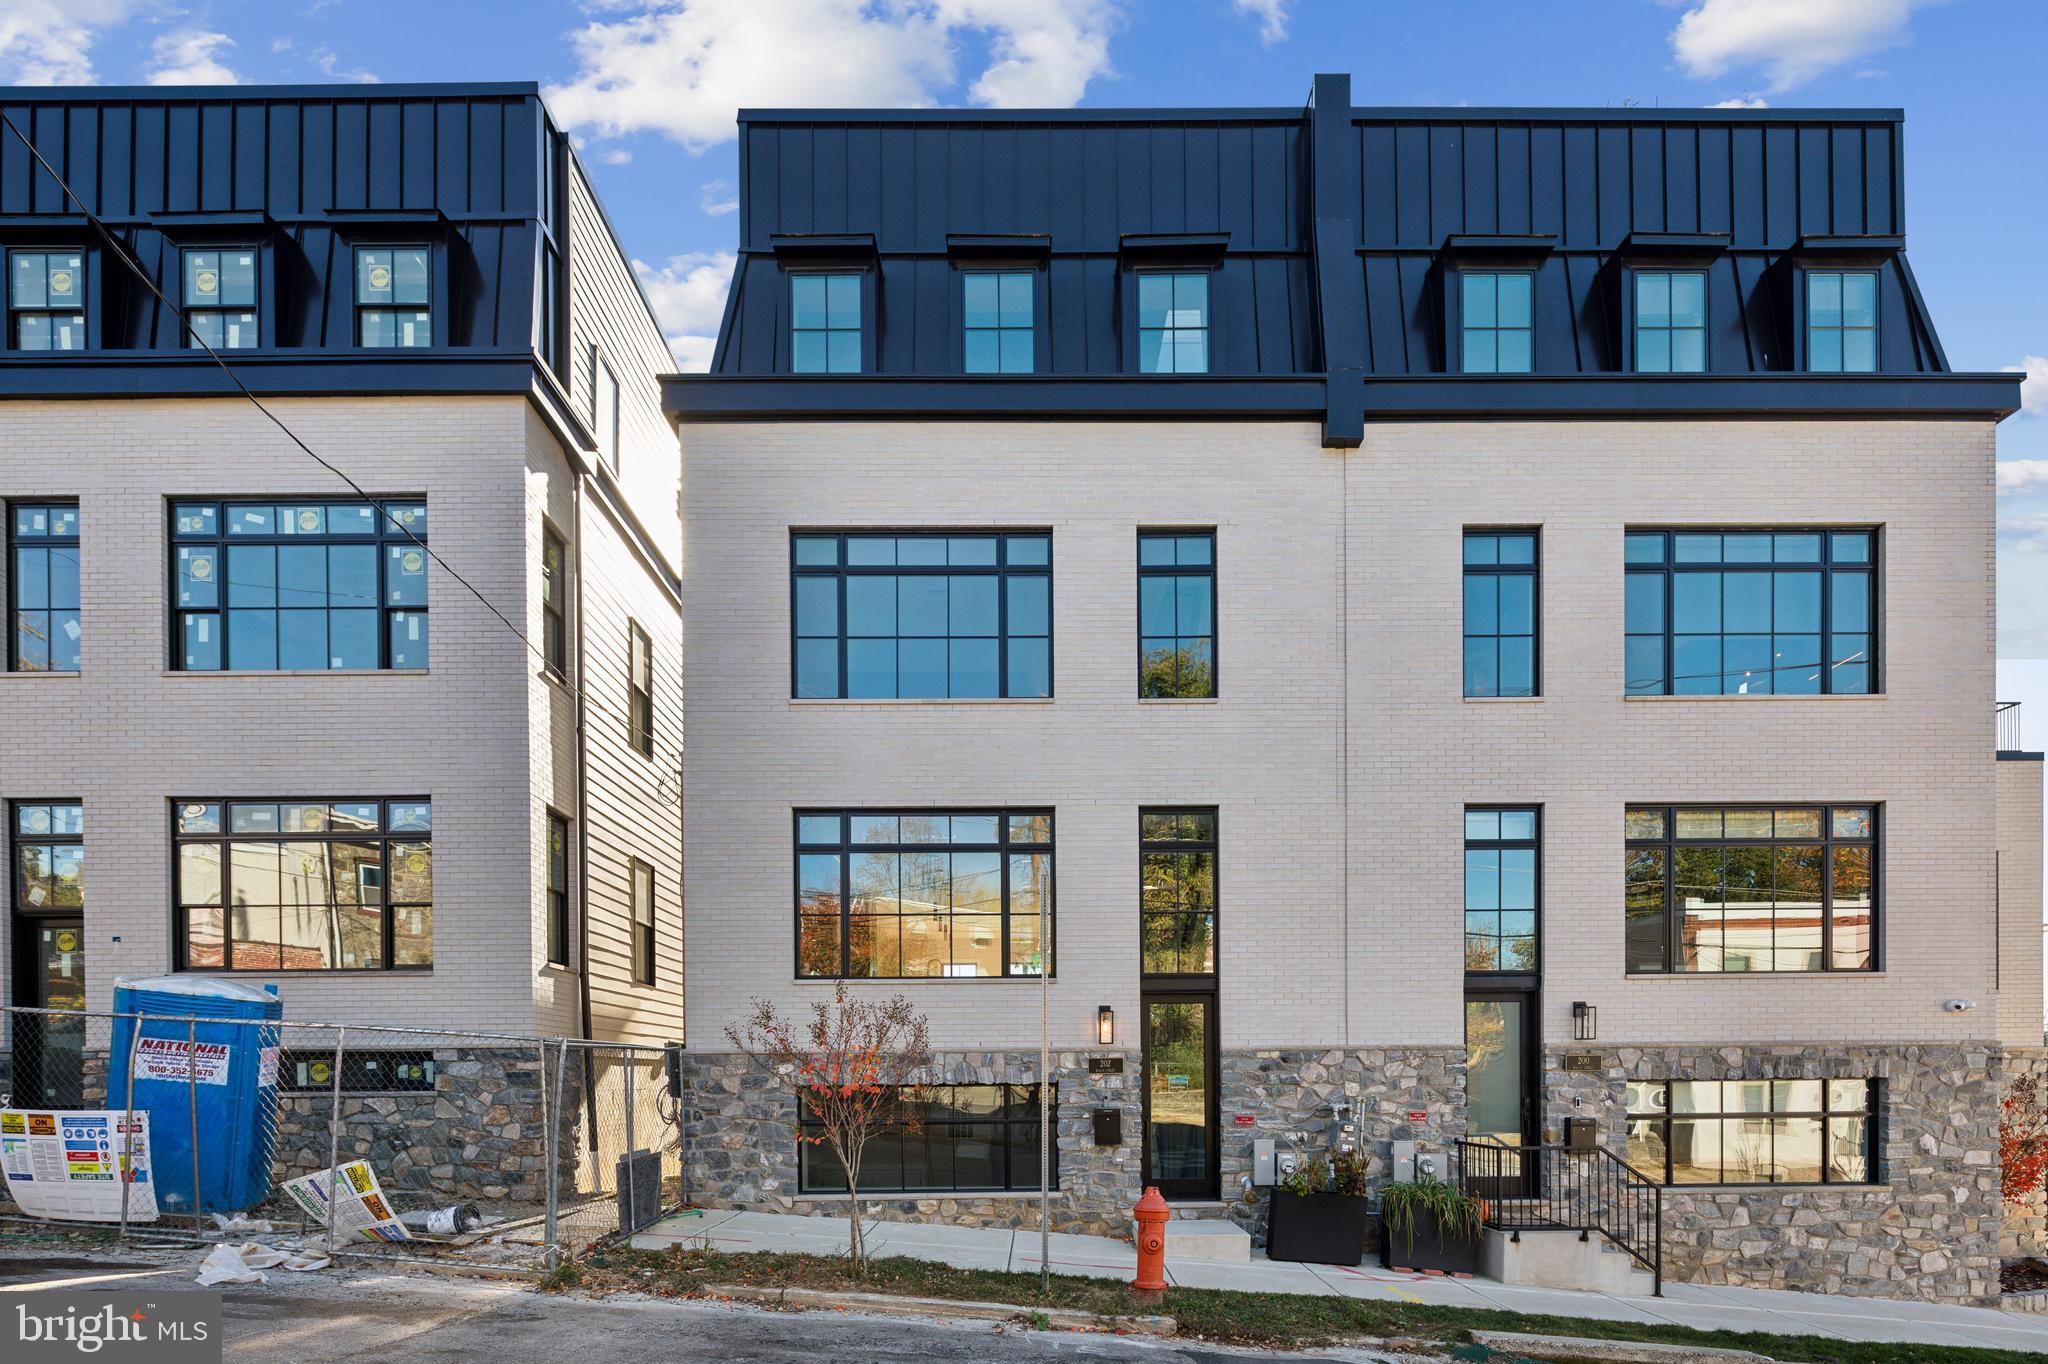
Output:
[791, 273, 861, 373]
[355, 246, 431, 348]
[1137, 273, 1208, 374]
[1460, 272, 1531, 373]
[1634, 271, 1705, 373]
[8, 250, 85, 351]
[183, 249, 259, 350]
[1807, 271, 1876, 373]
[962, 270, 1034, 374]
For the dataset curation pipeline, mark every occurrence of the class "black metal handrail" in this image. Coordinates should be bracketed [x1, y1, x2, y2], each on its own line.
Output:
[1453, 1139, 1662, 1296]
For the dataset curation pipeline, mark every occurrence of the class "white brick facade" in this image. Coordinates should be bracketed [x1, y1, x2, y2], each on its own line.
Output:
[680, 416, 2039, 1050]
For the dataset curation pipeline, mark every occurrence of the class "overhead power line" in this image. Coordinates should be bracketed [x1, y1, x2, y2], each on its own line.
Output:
[0, 111, 684, 793]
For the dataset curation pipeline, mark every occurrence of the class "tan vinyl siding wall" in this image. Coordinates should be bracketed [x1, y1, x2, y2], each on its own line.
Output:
[554, 150, 686, 1044]
[563, 155, 683, 571]
[576, 493, 684, 1044]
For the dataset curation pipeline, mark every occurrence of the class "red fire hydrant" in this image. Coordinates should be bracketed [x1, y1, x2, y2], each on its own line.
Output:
[1131, 1186, 1170, 1297]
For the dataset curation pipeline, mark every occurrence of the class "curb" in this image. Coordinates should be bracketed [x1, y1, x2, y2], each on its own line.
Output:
[702, 1283, 1177, 1336]
[1470, 1330, 1776, 1363]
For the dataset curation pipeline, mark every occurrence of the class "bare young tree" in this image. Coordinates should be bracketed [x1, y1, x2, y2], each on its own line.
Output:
[726, 983, 933, 1271]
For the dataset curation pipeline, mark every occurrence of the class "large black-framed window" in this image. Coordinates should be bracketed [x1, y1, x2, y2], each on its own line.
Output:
[1136, 272, 1209, 373]
[1138, 530, 1215, 698]
[8, 249, 85, 351]
[1806, 270, 1877, 373]
[354, 246, 431, 348]
[171, 499, 427, 672]
[1465, 808, 1537, 974]
[1140, 809, 1215, 977]
[791, 531, 1052, 700]
[1459, 270, 1532, 373]
[12, 802, 83, 915]
[800, 1084, 1056, 1193]
[541, 527, 567, 678]
[627, 620, 654, 757]
[630, 858, 655, 984]
[547, 812, 571, 967]
[1626, 1079, 1876, 1186]
[1463, 530, 1536, 698]
[1633, 270, 1705, 373]
[1624, 529, 1875, 696]
[791, 272, 861, 373]
[181, 248, 259, 350]
[962, 269, 1035, 374]
[795, 809, 1053, 980]
[9, 502, 80, 672]
[174, 798, 432, 972]
[1625, 804, 1876, 975]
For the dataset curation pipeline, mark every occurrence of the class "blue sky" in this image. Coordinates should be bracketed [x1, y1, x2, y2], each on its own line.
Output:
[5, 0, 2047, 672]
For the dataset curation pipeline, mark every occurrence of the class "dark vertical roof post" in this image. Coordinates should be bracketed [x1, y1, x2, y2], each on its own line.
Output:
[1308, 73, 1365, 447]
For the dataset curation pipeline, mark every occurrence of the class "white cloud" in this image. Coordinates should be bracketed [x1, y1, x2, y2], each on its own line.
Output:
[601, 148, 634, 165]
[1231, 0, 1287, 45]
[1670, 0, 1933, 93]
[545, 0, 1118, 152]
[310, 43, 378, 83]
[2001, 461, 2048, 496]
[2001, 510, 2048, 554]
[147, 29, 239, 85]
[2005, 356, 2048, 417]
[1711, 95, 1767, 109]
[0, 0, 148, 84]
[634, 251, 736, 371]
[699, 178, 738, 216]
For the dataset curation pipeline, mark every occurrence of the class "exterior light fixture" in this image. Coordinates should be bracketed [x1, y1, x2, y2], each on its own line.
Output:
[1097, 1005, 1115, 1046]
[1571, 1001, 1597, 1041]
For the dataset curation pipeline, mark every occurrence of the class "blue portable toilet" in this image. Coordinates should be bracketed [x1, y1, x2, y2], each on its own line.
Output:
[108, 976, 282, 1217]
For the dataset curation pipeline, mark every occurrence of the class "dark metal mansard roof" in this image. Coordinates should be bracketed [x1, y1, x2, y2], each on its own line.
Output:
[669, 73, 2019, 445]
[0, 82, 651, 441]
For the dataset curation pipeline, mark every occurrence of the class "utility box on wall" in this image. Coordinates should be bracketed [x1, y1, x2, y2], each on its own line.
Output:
[1566, 1117, 1597, 1150]
[1092, 1108, 1121, 1146]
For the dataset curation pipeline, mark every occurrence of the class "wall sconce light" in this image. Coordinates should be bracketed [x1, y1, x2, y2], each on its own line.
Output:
[1097, 1005, 1115, 1047]
[1571, 1001, 1597, 1042]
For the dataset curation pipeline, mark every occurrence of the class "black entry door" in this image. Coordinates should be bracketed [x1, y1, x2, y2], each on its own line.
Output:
[1142, 991, 1218, 1200]
[15, 919, 86, 1107]
[1464, 991, 1535, 1196]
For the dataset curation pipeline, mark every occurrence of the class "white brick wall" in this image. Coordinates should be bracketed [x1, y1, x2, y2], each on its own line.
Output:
[0, 397, 546, 1029]
[679, 417, 2032, 1053]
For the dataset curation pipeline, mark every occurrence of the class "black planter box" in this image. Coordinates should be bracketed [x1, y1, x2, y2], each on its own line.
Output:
[1378, 1202, 1483, 1274]
[1265, 1190, 1369, 1266]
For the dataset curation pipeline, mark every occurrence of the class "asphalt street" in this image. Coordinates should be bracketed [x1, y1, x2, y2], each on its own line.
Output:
[0, 1251, 1412, 1364]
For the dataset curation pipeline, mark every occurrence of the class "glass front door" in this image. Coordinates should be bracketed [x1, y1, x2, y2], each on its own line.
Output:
[1465, 993, 1534, 1196]
[22, 919, 86, 1106]
[1143, 993, 1216, 1199]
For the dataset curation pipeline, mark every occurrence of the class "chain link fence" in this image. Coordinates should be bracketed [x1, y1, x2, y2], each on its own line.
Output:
[0, 1005, 681, 1269]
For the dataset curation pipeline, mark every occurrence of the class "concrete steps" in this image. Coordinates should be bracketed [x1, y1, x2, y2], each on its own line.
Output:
[1163, 1218, 1251, 1263]
[1483, 1227, 1656, 1294]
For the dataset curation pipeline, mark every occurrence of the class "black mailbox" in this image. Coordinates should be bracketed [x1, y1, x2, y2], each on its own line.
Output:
[1566, 1117, 1597, 1150]
[1092, 1108, 1121, 1146]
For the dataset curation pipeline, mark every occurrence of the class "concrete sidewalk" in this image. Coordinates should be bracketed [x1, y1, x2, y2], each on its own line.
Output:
[632, 1209, 2048, 1354]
